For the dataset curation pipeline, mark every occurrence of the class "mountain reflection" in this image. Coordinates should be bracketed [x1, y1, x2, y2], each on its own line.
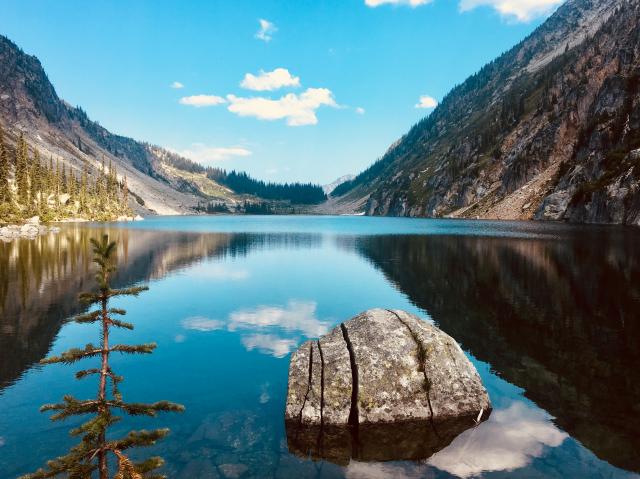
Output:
[3, 223, 639, 475]
[0, 226, 320, 391]
[353, 231, 640, 472]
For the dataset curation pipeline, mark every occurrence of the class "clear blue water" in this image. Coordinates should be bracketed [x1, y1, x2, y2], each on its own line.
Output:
[0, 216, 639, 478]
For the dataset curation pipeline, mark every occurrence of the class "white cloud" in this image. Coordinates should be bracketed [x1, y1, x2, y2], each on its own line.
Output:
[228, 300, 330, 337]
[174, 334, 186, 343]
[0, 437, 5, 447]
[179, 94, 226, 107]
[170, 143, 252, 166]
[182, 316, 225, 332]
[170, 81, 184, 89]
[255, 18, 277, 42]
[459, 0, 563, 21]
[227, 88, 338, 126]
[365, 0, 432, 7]
[415, 95, 438, 109]
[366, 0, 558, 21]
[241, 334, 297, 358]
[240, 68, 301, 91]
[428, 401, 568, 477]
[355, 107, 366, 115]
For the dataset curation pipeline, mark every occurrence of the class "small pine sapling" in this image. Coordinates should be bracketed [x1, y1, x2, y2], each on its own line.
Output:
[22, 235, 184, 479]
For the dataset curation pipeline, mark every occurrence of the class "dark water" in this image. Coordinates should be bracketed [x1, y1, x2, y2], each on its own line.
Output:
[0, 216, 639, 478]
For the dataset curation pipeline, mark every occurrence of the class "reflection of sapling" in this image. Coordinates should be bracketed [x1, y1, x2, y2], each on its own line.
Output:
[22, 235, 184, 479]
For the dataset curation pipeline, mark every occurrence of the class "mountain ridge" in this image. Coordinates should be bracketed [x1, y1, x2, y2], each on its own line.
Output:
[331, 0, 640, 226]
[0, 35, 325, 217]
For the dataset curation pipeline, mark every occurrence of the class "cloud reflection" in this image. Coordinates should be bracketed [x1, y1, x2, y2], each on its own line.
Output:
[241, 334, 297, 358]
[191, 264, 250, 281]
[228, 300, 330, 337]
[182, 300, 330, 358]
[182, 316, 225, 332]
[345, 461, 425, 479]
[428, 401, 567, 477]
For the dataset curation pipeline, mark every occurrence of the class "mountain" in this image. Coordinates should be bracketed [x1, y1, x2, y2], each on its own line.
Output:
[322, 174, 355, 195]
[332, 0, 640, 226]
[0, 35, 325, 217]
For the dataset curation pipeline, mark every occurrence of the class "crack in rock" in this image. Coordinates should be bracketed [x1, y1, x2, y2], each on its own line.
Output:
[386, 309, 437, 431]
[340, 323, 360, 428]
[317, 340, 325, 427]
[297, 342, 314, 426]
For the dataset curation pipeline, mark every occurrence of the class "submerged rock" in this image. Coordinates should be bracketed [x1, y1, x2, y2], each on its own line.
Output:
[285, 309, 491, 464]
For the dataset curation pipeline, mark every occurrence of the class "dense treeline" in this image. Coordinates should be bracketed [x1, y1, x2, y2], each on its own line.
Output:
[212, 171, 326, 204]
[162, 152, 326, 204]
[0, 126, 132, 222]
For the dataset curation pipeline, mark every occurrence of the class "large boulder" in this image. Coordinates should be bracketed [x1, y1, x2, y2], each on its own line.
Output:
[285, 309, 491, 464]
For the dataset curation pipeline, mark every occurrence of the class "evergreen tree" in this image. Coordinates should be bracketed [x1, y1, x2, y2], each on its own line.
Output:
[22, 235, 184, 479]
[108, 160, 116, 201]
[29, 149, 41, 214]
[61, 163, 68, 195]
[0, 125, 10, 204]
[15, 133, 29, 206]
[68, 168, 77, 199]
[121, 176, 129, 209]
[80, 160, 89, 210]
[55, 158, 61, 211]
[48, 156, 55, 196]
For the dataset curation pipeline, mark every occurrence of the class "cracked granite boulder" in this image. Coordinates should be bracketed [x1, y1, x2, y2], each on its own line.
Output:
[285, 309, 491, 463]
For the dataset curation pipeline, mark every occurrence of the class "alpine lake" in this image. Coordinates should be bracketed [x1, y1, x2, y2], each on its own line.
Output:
[1, 215, 639, 478]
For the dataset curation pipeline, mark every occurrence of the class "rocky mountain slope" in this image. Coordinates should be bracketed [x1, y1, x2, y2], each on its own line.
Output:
[0, 35, 250, 216]
[333, 0, 640, 225]
[322, 174, 354, 195]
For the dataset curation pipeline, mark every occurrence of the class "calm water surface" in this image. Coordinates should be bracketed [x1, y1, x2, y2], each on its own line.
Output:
[1, 216, 639, 478]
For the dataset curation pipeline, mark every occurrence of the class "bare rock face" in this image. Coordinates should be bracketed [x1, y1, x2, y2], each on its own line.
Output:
[285, 309, 491, 464]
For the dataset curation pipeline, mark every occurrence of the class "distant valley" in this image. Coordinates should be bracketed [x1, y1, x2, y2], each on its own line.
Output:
[0, 35, 326, 220]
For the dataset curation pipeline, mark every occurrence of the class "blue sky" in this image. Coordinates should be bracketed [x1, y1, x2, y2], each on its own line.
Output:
[1, 0, 561, 184]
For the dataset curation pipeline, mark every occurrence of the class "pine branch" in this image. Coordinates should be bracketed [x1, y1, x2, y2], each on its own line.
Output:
[113, 450, 143, 479]
[110, 429, 170, 450]
[78, 291, 102, 305]
[109, 318, 134, 330]
[18, 442, 98, 479]
[67, 310, 101, 324]
[75, 368, 101, 380]
[69, 414, 120, 438]
[109, 286, 150, 298]
[110, 343, 157, 355]
[109, 400, 185, 417]
[40, 395, 100, 420]
[40, 344, 103, 365]
[133, 457, 165, 475]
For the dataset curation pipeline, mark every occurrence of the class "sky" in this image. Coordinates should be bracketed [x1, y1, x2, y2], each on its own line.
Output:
[0, 0, 563, 184]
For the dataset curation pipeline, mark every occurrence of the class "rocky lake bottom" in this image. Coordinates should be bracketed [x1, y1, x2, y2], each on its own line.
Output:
[0, 215, 639, 478]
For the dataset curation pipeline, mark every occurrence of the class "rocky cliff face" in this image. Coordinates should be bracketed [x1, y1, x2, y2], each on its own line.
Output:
[335, 0, 640, 225]
[0, 35, 236, 215]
